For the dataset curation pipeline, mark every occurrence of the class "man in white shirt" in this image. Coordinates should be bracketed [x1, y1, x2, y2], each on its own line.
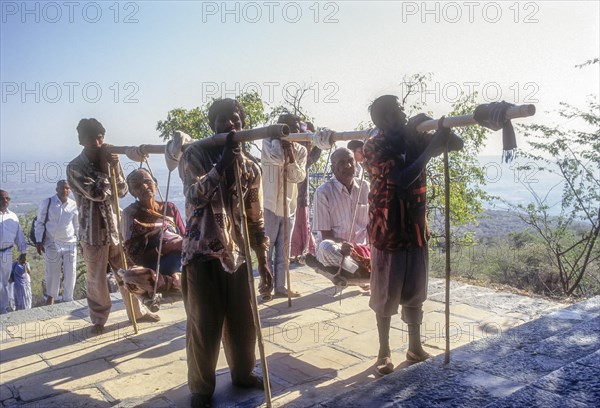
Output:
[35, 180, 79, 305]
[0, 190, 27, 314]
[261, 114, 307, 298]
[311, 148, 370, 278]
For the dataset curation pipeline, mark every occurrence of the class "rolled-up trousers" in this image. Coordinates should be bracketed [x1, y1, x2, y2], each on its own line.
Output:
[81, 242, 146, 326]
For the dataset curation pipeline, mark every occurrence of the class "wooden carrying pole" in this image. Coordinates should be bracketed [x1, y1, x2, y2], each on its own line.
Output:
[280, 104, 536, 143]
[108, 124, 289, 155]
[233, 159, 272, 407]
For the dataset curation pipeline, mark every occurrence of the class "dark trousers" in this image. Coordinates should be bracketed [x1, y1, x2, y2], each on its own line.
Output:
[183, 258, 257, 397]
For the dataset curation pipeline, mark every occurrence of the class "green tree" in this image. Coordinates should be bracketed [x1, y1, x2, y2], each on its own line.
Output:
[396, 74, 492, 246]
[265, 84, 315, 124]
[509, 96, 600, 297]
[426, 94, 492, 245]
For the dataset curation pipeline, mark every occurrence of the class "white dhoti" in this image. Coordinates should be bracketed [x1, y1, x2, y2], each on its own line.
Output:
[315, 239, 360, 274]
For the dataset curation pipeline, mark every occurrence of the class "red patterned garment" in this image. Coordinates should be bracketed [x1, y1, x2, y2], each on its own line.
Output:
[363, 130, 430, 251]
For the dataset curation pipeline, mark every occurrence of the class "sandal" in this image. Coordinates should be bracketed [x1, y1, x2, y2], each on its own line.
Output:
[375, 356, 394, 376]
[274, 290, 301, 298]
[406, 350, 431, 364]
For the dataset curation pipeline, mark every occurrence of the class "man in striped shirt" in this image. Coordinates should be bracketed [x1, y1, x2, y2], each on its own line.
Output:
[312, 148, 370, 279]
[67, 118, 158, 334]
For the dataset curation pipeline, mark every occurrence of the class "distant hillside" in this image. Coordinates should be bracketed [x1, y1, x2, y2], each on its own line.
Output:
[430, 209, 590, 241]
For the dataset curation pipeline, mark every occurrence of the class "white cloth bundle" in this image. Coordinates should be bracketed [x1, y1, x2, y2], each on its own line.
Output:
[165, 130, 192, 171]
[311, 129, 335, 150]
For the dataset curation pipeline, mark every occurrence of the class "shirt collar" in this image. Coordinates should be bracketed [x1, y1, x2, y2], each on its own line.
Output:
[332, 176, 359, 194]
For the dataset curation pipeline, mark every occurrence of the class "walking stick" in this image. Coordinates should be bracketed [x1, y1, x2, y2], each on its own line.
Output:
[233, 158, 272, 407]
[443, 145, 451, 365]
[283, 158, 293, 307]
[110, 165, 139, 334]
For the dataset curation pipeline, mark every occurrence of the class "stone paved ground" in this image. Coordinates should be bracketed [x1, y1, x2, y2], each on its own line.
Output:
[0, 265, 571, 407]
[322, 296, 600, 408]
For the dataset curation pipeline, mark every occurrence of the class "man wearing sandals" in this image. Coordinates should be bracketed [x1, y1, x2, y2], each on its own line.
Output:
[363, 96, 463, 375]
[261, 114, 307, 299]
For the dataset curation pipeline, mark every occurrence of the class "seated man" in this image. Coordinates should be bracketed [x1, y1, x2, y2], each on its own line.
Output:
[307, 147, 370, 283]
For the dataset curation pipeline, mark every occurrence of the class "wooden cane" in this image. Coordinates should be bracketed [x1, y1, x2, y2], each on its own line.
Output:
[443, 145, 451, 365]
[233, 157, 272, 407]
[110, 166, 139, 334]
[283, 158, 293, 307]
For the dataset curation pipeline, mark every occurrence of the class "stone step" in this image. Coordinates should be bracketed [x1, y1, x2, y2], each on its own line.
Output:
[319, 296, 600, 408]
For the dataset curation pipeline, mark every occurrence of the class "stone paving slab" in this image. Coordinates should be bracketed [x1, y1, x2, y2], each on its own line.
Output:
[2, 265, 588, 408]
[524, 317, 600, 362]
[13, 358, 117, 402]
[18, 388, 111, 408]
[263, 322, 354, 354]
[485, 386, 591, 408]
[321, 296, 600, 408]
[0, 354, 50, 384]
[531, 359, 600, 406]
[473, 350, 566, 384]
[102, 360, 188, 401]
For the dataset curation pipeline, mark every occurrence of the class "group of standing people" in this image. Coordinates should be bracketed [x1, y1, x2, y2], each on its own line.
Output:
[1, 93, 464, 408]
[1, 179, 80, 312]
[175, 95, 463, 407]
[0, 183, 77, 313]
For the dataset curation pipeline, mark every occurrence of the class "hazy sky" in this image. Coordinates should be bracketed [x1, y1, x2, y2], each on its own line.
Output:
[1, 0, 598, 166]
